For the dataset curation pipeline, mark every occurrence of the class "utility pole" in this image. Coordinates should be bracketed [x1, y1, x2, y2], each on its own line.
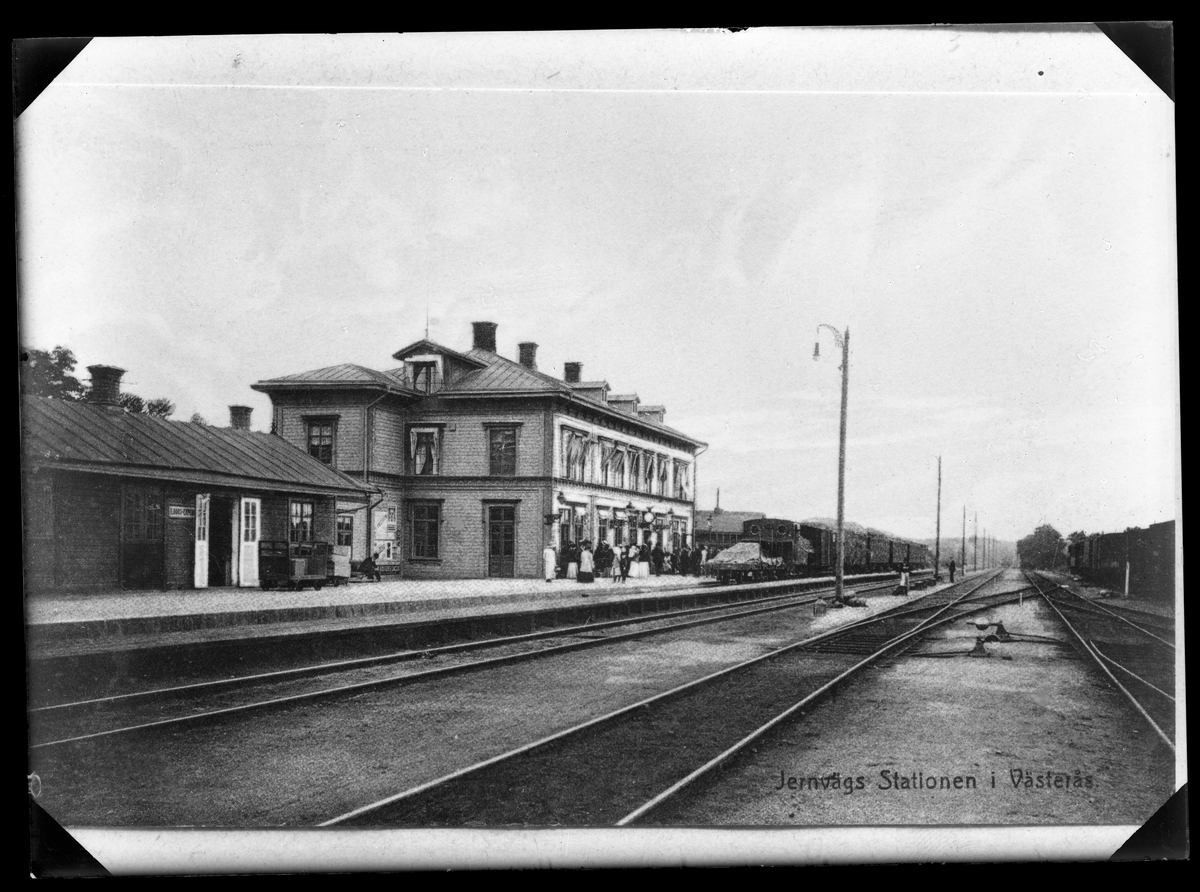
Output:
[814, 325, 849, 603]
[961, 506, 966, 574]
[973, 511, 978, 572]
[934, 456, 942, 580]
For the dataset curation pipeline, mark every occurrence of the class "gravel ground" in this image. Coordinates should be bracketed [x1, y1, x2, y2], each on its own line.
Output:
[31, 585, 917, 827]
[646, 587, 1176, 826]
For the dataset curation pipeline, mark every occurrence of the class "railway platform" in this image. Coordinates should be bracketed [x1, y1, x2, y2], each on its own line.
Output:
[26, 571, 915, 660]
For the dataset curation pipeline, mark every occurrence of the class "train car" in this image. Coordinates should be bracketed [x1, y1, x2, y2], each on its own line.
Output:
[739, 518, 813, 578]
[865, 528, 893, 571]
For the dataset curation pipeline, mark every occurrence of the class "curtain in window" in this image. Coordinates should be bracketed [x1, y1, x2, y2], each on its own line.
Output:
[611, 448, 626, 488]
[675, 462, 691, 500]
[658, 455, 669, 495]
[409, 427, 440, 475]
[643, 452, 656, 492]
[628, 451, 641, 491]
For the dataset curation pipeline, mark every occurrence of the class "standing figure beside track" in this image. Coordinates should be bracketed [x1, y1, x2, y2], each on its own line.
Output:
[652, 543, 664, 576]
[949, 559, 956, 583]
[567, 543, 580, 580]
[619, 546, 631, 583]
[543, 543, 557, 584]
[579, 542, 595, 587]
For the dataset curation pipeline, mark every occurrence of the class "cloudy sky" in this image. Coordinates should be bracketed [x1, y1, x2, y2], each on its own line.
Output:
[16, 29, 1177, 542]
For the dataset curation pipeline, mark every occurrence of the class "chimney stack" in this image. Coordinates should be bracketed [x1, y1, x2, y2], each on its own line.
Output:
[87, 365, 125, 407]
[564, 362, 582, 384]
[229, 405, 253, 430]
[518, 342, 538, 371]
[471, 321, 498, 352]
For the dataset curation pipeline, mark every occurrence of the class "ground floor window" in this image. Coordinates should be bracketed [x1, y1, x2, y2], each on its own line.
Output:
[337, 513, 354, 547]
[123, 486, 164, 542]
[290, 500, 314, 543]
[411, 503, 440, 559]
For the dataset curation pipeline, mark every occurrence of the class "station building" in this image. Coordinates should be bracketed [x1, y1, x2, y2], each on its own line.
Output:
[252, 321, 706, 579]
[22, 366, 374, 593]
[694, 503, 767, 556]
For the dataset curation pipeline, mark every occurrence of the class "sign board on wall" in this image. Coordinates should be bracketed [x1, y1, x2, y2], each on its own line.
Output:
[169, 505, 196, 519]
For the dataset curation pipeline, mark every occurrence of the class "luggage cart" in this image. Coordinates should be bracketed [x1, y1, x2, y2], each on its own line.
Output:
[259, 540, 332, 590]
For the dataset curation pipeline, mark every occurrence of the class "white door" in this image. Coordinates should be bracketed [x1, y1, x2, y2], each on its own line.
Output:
[194, 494, 211, 588]
[238, 497, 261, 587]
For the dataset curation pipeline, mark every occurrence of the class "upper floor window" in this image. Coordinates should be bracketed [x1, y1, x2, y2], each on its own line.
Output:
[489, 427, 517, 476]
[409, 427, 441, 475]
[674, 461, 691, 501]
[658, 455, 670, 496]
[628, 451, 642, 492]
[562, 428, 589, 482]
[306, 419, 336, 466]
[289, 500, 314, 543]
[412, 362, 437, 393]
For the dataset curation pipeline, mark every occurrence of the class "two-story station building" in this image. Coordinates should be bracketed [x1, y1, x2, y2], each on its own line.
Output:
[252, 321, 707, 579]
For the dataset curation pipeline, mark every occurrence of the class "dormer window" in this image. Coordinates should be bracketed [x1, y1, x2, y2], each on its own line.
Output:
[412, 362, 437, 393]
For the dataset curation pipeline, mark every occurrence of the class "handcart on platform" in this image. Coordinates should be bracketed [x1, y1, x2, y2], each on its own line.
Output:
[258, 540, 333, 590]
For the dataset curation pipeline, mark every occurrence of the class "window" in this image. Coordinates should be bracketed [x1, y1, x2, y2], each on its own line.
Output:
[609, 448, 626, 489]
[412, 362, 437, 393]
[123, 486, 163, 541]
[412, 503, 440, 559]
[658, 455, 670, 496]
[489, 427, 517, 476]
[307, 419, 336, 465]
[242, 499, 259, 543]
[337, 513, 354, 547]
[643, 453, 656, 494]
[561, 428, 588, 482]
[674, 461, 691, 501]
[290, 500, 314, 543]
[409, 427, 441, 475]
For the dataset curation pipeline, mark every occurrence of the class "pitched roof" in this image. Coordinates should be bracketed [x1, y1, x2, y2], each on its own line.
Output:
[391, 338, 488, 368]
[22, 397, 375, 498]
[252, 363, 416, 395]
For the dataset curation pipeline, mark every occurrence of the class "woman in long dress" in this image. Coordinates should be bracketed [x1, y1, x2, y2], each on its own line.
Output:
[567, 543, 579, 580]
[579, 542, 595, 587]
[543, 544, 557, 583]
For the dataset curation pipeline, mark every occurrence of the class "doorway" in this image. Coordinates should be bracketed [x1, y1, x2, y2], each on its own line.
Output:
[488, 505, 515, 577]
[209, 496, 235, 586]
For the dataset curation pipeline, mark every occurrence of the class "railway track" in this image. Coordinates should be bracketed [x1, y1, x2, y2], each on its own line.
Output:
[29, 574, 933, 748]
[320, 569, 1020, 827]
[1025, 571, 1176, 753]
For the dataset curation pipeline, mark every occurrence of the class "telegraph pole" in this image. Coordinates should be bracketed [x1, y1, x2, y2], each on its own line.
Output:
[973, 512, 978, 572]
[961, 506, 966, 574]
[934, 457, 942, 580]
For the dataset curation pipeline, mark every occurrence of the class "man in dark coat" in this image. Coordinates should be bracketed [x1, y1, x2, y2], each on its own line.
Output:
[651, 543, 665, 576]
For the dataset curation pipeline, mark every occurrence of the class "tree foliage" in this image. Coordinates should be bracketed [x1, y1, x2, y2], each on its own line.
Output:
[22, 344, 176, 417]
[189, 412, 209, 425]
[19, 345, 86, 400]
[1017, 524, 1064, 570]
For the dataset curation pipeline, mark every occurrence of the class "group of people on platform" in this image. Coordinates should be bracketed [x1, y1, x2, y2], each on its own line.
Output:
[542, 540, 710, 588]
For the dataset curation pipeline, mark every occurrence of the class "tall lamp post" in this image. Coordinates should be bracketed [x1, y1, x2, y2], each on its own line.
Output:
[814, 324, 849, 603]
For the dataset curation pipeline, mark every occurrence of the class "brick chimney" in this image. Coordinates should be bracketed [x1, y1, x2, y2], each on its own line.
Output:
[87, 365, 125, 408]
[472, 321, 498, 352]
[564, 362, 582, 384]
[518, 342, 538, 371]
[229, 405, 253, 430]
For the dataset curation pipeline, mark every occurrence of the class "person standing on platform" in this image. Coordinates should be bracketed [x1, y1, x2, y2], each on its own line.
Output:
[543, 543, 557, 584]
[948, 558, 956, 583]
[567, 542, 580, 580]
[651, 542, 665, 576]
[619, 545, 631, 583]
[579, 541, 595, 591]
